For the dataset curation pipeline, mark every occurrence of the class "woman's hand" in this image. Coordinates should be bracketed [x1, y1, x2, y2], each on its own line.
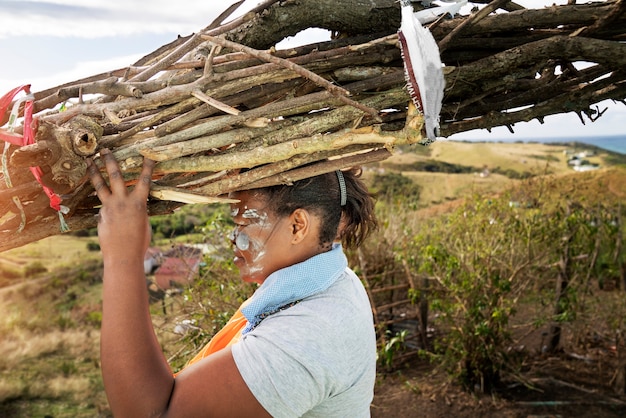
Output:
[88, 148, 155, 264]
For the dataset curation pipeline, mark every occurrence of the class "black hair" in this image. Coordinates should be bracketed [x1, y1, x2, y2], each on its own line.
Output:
[253, 167, 377, 249]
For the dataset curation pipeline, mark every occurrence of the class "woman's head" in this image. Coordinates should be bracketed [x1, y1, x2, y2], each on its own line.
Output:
[253, 167, 377, 249]
[228, 167, 377, 283]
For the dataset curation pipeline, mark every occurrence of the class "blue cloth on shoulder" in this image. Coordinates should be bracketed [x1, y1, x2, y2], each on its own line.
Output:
[241, 243, 347, 334]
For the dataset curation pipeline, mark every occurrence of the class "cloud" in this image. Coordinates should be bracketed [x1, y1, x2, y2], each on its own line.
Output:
[0, 31, 181, 83]
[0, 28, 333, 94]
[0, 0, 255, 93]
[1, 0, 620, 139]
[0, 53, 145, 94]
[0, 0, 235, 38]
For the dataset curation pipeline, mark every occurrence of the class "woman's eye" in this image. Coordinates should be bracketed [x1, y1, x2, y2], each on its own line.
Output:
[229, 223, 248, 241]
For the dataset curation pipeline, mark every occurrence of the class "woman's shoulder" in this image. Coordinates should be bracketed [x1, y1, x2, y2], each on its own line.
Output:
[275, 268, 373, 334]
[307, 267, 371, 311]
[244, 267, 375, 352]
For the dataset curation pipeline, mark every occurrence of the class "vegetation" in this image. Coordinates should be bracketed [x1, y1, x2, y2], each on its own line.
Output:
[401, 183, 625, 391]
[0, 140, 625, 416]
[383, 160, 475, 174]
[0, 260, 105, 417]
[370, 172, 422, 207]
[152, 208, 250, 372]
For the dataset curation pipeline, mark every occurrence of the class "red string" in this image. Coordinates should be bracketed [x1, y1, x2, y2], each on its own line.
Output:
[0, 85, 30, 145]
[1, 85, 62, 211]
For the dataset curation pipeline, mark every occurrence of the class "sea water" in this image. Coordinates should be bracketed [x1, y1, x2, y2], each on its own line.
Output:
[451, 134, 625, 155]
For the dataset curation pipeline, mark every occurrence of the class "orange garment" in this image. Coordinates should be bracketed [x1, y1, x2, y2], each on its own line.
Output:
[175, 302, 249, 375]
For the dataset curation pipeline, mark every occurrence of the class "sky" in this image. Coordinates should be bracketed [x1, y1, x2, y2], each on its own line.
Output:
[0, 0, 622, 141]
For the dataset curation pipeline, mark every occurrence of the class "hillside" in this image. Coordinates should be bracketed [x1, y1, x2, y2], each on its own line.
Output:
[375, 139, 625, 208]
[0, 140, 624, 417]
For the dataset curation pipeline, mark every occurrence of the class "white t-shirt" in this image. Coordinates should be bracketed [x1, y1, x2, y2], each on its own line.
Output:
[232, 268, 376, 417]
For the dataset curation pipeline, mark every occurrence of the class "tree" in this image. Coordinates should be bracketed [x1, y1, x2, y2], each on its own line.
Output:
[1, 0, 624, 251]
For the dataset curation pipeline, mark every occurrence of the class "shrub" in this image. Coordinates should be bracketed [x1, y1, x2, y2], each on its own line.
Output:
[378, 330, 408, 370]
[384, 160, 474, 174]
[370, 172, 421, 206]
[70, 229, 91, 237]
[491, 167, 535, 179]
[403, 194, 546, 391]
[86, 311, 102, 327]
[56, 313, 75, 330]
[24, 261, 47, 277]
[152, 208, 251, 372]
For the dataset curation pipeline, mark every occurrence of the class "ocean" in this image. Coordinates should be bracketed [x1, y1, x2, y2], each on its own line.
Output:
[450, 134, 625, 155]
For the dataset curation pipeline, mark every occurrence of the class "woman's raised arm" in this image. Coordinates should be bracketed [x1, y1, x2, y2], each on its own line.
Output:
[88, 150, 269, 417]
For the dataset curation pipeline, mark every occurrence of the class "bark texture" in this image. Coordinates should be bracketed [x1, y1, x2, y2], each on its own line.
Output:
[0, 0, 624, 251]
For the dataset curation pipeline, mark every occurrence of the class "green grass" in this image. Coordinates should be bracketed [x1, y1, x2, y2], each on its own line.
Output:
[0, 256, 106, 416]
[0, 140, 623, 416]
[0, 235, 101, 278]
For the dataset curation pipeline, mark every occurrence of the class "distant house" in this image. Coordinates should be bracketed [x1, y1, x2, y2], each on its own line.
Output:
[568, 156, 584, 166]
[155, 256, 202, 290]
[573, 164, 600, 172]
[567, 155, 600, 172]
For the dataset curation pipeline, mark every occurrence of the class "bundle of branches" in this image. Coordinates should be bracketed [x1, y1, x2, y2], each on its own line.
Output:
[1, 0, 625, 251]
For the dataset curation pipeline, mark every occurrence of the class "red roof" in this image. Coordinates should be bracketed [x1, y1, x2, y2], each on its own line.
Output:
[155, 257, 201, 290]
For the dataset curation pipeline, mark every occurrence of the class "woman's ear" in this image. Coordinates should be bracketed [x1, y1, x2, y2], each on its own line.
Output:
[289, 208, 310, 244]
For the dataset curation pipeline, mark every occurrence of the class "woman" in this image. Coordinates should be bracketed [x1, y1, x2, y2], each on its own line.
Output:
[88, 148, 378, 417]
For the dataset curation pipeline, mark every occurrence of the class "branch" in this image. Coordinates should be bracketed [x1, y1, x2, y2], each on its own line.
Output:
[444, 36, 626, 100]
[442, 76, 626, 135]
[438, 0, 512, 53]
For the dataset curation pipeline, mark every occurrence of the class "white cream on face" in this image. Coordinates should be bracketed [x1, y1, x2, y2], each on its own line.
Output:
[241, 229, 268, 277]
[230, 204, 273, 278]
[242, 208, 268, 224]
[246, 209, 270, 263]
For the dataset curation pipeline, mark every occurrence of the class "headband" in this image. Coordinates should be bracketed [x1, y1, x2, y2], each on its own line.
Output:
[336, 170, 347, 206]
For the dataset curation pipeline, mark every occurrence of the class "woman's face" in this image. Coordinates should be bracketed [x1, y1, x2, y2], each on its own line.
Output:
[228, 190, 294, 284]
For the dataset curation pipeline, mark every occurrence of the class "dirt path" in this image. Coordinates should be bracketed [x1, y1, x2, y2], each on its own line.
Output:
[0, 255, 24, 269]
[372, 358, 626, 418]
